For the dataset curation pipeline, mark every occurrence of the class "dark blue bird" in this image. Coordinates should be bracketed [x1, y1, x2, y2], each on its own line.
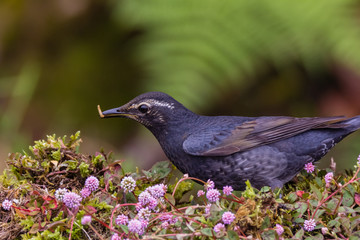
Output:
[99, 92, 360, 190]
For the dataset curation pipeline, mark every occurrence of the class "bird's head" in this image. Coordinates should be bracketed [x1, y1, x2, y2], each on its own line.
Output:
[98, 92, 194, 130]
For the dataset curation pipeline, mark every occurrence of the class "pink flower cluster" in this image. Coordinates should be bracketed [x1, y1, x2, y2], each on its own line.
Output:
[325, 172, 333, 187]
[212, 211, 236, 233]
[2, 199, 12, 211]
[80, 176, 100, 198]
[81, 215, 92, 225]
[222, 185, 233, 196]
[85, 176, 99, 192]
[213, 223, 225, 233]
[128, 219, 148, 235]
[222, 211, 235, 224]
[116, 214, 129, 226]
[304, 162, 315, 173]
[114, 183, 168, 236]
[120, 176, 136, 193]
[63, 192, 82, 209]
[304, 219, 316, 231]
[206, 189, 221, 202]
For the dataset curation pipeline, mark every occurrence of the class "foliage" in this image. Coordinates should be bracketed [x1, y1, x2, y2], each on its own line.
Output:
[114, 0, 360, 110]
[0, 132, 360, 239]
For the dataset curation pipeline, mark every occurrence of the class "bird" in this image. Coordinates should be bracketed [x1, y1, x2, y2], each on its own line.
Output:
[98, 91, 360, 190]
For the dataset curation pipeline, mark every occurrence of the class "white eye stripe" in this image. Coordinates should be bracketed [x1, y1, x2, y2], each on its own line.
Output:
[144, 99, 175, 109]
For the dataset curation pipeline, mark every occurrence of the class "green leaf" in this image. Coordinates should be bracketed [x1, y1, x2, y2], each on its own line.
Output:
[294, 228, 304, 239]
[260, 216, 271, 230]
[339, 217, 351, 231]
[305, 233, 324, 240]
[200, 228, 213, 237]
[143, 161, 171, 180]
[343, 190, 354, 207]
[242, 180, 256, 198]
[120, 225, 129, 234]
[325, 198, 339, 212]
[287, 192, 298, 203]
[314, 177, 323, 187]
[294, 218, 305, 224]
[260, 186, 271, 192]
[227, 230, 239, 240]
[79, 162, 90, 177]
[309, 199, 318, 207]
[350, 236, 360, 240]
[339, 206, 357, 214]
[63, 160, 77, 170]
[350, 216, 360, 230]
[165, 193, 176, 206]
[261, 230, 276, 240]
[310, 183, 322, 200]
[346, 184, 356, 196]
[314, 209, 325, 219]
[51, 149, 61, 161]
[185, 206, 195, 215]
[328, 218, 340, 228]
[294, 202, 308, 217]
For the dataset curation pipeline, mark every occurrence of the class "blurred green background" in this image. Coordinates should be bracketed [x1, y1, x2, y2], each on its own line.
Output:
[1, 0, 360, 173]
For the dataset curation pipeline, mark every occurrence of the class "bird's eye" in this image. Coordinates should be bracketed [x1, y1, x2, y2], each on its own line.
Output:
[138, 104, 149, 114]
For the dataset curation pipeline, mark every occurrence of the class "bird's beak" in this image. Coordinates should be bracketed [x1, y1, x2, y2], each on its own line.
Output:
[97, 105, 133, 118]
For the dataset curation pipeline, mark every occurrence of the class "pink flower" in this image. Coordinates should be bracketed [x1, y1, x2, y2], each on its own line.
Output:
[159, 213, 177, 225]
[63, 192, 82, 209]
[128, 219, 147, 235]
[81, 215, 92, 225]
[137, 207, 151, 220]
[54, 188, 69, 202]
[111, 233, 121, 240]
[116, 214, 129, 225]
[205, 179, 215, 190]
[120, 176, 136, 193]
[304, 219, 316, 231]
[206, 189, 220, 202]
[324, 172, 333, 186]
[275, 224, 284, 236]
[222, 211, 235, 224]
[304, 162, 315, 173]
[84, 176, 99, 192]
[223, 186, 233, 196]
[161, 221, 169, 229]
[138, 191, 158, 210]
[2, 199, 12, 211]
[197, 190, 205, 197]
[80, 188, 91, 198]
[357, 154, 360, 165]
[213, 223, 226, 233]
[321, 227, 329, 235]
[159, 213, 172, 222]
[146, 184, 167, 199]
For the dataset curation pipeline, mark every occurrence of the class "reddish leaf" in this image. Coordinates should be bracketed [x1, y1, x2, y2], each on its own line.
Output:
[355, 193, 360, 206]
[84, 205, 97, 214]
[29, 223, 40, 234]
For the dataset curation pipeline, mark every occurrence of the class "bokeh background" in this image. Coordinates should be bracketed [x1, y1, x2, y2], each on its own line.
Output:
[2, 0, 360, 173]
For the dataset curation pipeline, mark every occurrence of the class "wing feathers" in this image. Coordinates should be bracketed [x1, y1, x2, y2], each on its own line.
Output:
[183, 116, 347, 156]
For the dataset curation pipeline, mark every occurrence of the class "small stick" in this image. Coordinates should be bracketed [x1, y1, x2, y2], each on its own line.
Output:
[97, 105, 104, 118]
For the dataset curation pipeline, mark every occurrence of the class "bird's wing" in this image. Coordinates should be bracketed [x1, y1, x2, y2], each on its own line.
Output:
[183, 116, 347, 156]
